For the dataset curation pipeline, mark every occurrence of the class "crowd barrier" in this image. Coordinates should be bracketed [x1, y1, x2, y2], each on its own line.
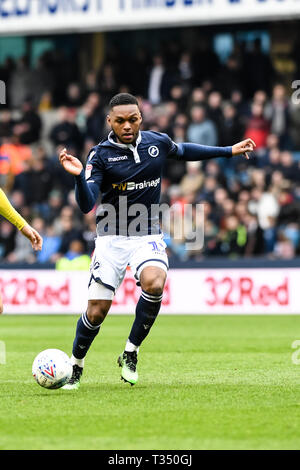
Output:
[0, 263, 299, 314]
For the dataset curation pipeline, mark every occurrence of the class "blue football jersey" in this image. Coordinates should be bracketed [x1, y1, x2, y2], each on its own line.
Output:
[84, 130, 178, 236]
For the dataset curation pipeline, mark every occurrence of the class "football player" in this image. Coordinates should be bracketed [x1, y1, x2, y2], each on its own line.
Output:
[59, 93, 255, 388]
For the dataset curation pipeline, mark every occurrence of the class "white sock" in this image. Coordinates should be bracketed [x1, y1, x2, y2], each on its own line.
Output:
[71, 354, 85, 368]
[125, 339, 139, 353]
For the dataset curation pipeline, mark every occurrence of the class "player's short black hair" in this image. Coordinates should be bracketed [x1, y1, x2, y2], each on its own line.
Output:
[109, 93, 139, 110]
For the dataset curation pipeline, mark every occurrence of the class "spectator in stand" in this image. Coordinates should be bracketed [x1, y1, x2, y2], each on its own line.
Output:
[179, 161, 203, 198]
[276, 192, 300, 257]
[267, 147, 282, 173]
[218, 214, 247, 257]
[202, 218, 219, 256]
[97, 63, 118, 102]
[256, 188, 280, 253]
[0, 133, 32, 191]
[242, 212, 264, 256]
[244, 101, 270, 150]
[36, 223, 61, 264]
[193, 40, 220, 84]
[8, 56, 33, 109]
[212, 187, 229, 223]
[82, 212, 97, 256]
[64, 82, 83, 108]
[196, 175, 218, 204]
[250, 168, 266, 191]
[127, 47, 150, 97]
[6, 215, 39, 264]
[147, 54, 173, 105]
[56, 217, 83, 259]
[172, 120, 186, 144]
[264, 84, 291, 149]
[0, 220, 16, 259]
[169, 85, 187, 114]
[219, 102, 245, 147]
[187, 87, 206, 113]
[268, 170, 287, 199]
[178, 52, 193, 90]
[38, 90, 53, 111]
[84, 92, 106, 143]
[219, 198, 236, 229]
[53, 205, 83, 259]
[30, 52, 55, 108]
[253, 89, 268, 108]
[46, 189, 64, 224]
[235, 200, 248, 221]
[82, 70, 99, 99]
[257, 133, 280, 168]
[13, 98, 42, 145]
[279, 151, 300, 182]
[13, 152, 54, 217]
[216, 54, 243, 99]
[207, 91, 223, 135]
[155, 113, 172, 136]
[49, 106, 83, 153]
[274, 231, 295, 259]
[54, 204, 81, 231]
[244, 38, 274, 97]
[56, 239, 90, 271]
[205, 160, 227, 187]
[48, 144, 78, 198]
[0, 110, 15, 139]
[187, 105, 217, 146]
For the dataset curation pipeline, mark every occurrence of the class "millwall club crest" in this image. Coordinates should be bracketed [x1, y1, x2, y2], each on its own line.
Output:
[148, 146, 159, 158]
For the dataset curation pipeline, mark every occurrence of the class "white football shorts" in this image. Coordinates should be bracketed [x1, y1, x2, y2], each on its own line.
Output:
[88, 234, 169, 300]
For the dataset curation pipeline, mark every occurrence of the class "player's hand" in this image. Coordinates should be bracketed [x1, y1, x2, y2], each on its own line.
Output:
[59, 148, 83, 176]
[21, 225, 43, 251]
[232, 138, 256, 160]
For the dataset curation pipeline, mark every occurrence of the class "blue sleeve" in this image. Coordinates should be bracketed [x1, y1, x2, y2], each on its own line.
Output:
[170, 142, 232, 161]
[74, 147, 103, 214]
[154, 132, 179, 157]
[74, 170, 100, 214]
[162, 133, 179, 156]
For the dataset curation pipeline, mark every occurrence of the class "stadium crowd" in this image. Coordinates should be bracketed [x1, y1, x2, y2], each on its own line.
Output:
[0, 39, 300, 264]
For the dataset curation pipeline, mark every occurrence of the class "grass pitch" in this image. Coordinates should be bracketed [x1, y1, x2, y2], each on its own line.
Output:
[1, 314, 300, 450]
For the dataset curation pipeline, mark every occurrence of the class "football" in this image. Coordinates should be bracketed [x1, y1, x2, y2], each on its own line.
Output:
[32, 349, 73, 389]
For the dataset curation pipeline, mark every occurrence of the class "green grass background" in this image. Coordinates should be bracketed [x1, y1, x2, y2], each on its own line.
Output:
[1, 314, 300, 450]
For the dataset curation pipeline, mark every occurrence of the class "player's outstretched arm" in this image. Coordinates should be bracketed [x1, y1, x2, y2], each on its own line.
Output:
[59, 148, 83, 175]
[20, 225, 43, 251]
[58, 148, 100, 214]
[0, 188, 27, 230]
[231, 138, 256, 160]
[0, 189, 43, 251]
[175, 138, 256, 161]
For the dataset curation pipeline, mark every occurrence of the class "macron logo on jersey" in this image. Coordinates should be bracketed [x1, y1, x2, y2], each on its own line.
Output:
[112, 177, 160, 191]
[108, 155, 128, 162]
